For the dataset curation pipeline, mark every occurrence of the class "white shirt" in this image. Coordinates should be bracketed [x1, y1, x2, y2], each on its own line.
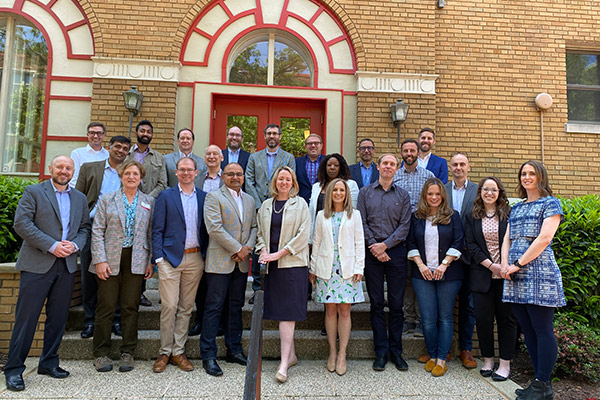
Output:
[451, 179, 469, 215]
[417, 152, 431, 170]
[70, 144, 109, 187]
[227, 187, 244, 253]
[424, 217, 439, 271]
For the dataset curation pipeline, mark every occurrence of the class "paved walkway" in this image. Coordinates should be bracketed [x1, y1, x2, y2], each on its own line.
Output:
[1, 357, 520, 399]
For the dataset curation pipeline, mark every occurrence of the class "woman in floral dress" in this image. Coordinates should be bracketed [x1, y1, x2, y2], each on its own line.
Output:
[309, 178, 365, 375]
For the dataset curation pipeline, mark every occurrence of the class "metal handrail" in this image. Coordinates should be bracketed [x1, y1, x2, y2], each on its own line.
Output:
[243, 265, 266, 400]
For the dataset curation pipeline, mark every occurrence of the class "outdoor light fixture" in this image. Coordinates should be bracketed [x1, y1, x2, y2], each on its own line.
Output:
[123, 85, 144, 138]
[390, 99, 410, 146]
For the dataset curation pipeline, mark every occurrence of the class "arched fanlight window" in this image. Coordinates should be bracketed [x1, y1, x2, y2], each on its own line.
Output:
[228, 31, 313, 87]
[0, 15, 47, 174]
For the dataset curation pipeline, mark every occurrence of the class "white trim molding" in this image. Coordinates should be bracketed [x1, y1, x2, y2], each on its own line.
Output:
[565, 122, 600, 135]
[92, 57, 181, 82]
[355, 71, 438, 94]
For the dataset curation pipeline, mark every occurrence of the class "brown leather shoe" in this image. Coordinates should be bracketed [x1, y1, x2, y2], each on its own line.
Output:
[417, 354, 430, 363]
[153, 354, 169, 373]
[459, 350, 477, 369]
[170, 353, 194, 371]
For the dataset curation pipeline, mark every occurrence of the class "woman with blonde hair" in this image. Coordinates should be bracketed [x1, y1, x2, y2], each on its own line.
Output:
[310, 178, 365, 375]
[407, 177, 464, 377]
[256, 166, 310, 383]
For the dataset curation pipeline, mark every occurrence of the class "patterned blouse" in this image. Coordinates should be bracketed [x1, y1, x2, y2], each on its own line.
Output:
[481, 214, 501, 279]
[122, 191, 138, 248]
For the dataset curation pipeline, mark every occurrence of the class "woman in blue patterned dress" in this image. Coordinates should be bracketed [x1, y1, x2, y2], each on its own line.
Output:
[309, 178, 365, 376]
[501, 160, 565, 400]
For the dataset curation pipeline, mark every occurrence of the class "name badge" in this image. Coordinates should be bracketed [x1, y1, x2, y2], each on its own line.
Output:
[141, 202, 151, 211]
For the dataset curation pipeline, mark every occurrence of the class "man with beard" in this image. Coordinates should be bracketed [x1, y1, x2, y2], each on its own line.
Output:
[393, 139, 434, 337]
[76, 136, 132, 339]
[4, 156, 90, 392]
[164, 128, 207, 188]
[126, 120, 167, 306]
[349, 138, 379, 189]
[417, 127, 448, 184]
[245, 123, 295, 300]
[295, 133, 324, 205]
[221, 126, 250, 171]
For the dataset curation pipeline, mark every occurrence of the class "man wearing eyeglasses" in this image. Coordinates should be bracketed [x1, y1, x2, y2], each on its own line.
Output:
[444, 152, 478, 370]
[295, 133, 323, 205]
[221, 126, 250, 172]
[70, 122, 109, 188]
[151, 157, 208, 373]
[349, 138, 379, 189]
[164, 128, 207, 188]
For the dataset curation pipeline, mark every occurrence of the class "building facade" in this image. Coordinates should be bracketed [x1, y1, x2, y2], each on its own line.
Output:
[1, 0, 599, 196]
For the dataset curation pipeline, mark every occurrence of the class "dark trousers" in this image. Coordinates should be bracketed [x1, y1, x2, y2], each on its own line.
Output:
[250, 252, 262, 292]
[472, 279, 517, 359]
[80, 232, 120, 328]
[200, 268, 247, 359]
[457, 260, 475, 351]
[193, 274, 208, 325]
[93, 248, 143, 357]
[511, 303, 557, 382]
[4, 258, 74, 377]
[364, 244, 407, 357]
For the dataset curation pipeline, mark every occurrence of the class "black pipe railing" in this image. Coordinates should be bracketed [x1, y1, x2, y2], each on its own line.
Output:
[243, 264, 266, 400]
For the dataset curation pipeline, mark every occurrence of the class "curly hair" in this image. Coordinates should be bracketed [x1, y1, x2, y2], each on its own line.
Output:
[316, 153, 351, 188]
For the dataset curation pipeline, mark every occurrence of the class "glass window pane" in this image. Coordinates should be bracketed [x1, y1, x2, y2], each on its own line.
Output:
[567, 89, 600, 122]
[280, 117, 309, 157]
[227, 115, 258, 152]
[0, 19, 6, 92]
[273, 41, 311, 87]
[1, 19, 46, 173]
[229, 41, 268, 85]
[567, 53, 599, 85]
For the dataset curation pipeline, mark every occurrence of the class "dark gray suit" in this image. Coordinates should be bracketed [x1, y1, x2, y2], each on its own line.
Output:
[164, 152, 207, 188]
[4, 180, 90, 378]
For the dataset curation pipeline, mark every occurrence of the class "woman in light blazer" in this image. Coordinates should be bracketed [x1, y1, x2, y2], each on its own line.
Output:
[309, 179, 364, 376]
[91, 160, 154, 373]
[256, 166, 310, 384]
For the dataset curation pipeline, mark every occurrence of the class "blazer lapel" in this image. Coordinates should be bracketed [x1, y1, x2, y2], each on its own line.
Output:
[172, 188, 186, 222]
[259, 150, 269, 180]
[43, 180, 62, 221]
[115, 191, 128, 234]
[222, 186, 242, 222]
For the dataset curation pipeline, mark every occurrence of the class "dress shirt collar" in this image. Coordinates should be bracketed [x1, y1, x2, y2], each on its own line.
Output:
[360, 161, 374, 169]
[419, 152, 432, 163]
[266, 148, 279, 156]
[50, 179, 72, 193]
[85, 144, 106, 154]
[453, 179, 469, 190]
[178, 183, 196, 195]
[179, 150, 194, 158]
[227, 187, 242, 199]
[228, 148, 240, 156]
[400, 165, 419, 175]
[205, 169, 222, 178]
[132, 144, 151, 155]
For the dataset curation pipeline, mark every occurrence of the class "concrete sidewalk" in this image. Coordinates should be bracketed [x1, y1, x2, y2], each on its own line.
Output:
[1, 357, 520, 399]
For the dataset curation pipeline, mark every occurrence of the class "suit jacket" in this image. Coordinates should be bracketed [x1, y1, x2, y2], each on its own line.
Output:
[349, 162, 379, 189]
[464, 212, 508, 293]
[425, 153, 449, 184]
[91, 189, 154, 275]
[445, 179, 477, 264]
[204, 185, 257, 274]
[126, 147, 168, 198]
[196, 170, 225, 192]
[76, 159, 109, 212]
[295, 155, 323, 205]
[407, 212, 464, 281]
[221, 148, 250, 171]
[255, 196, 310, 270]
[13, 180, 90, 274]
[164, 152, 207, 188]
[245, 148, 296, 208]
[152, 185, 209, 267]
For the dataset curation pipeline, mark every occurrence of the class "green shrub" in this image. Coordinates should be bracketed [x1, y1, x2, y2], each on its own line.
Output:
[554, 195, 600, 328]
[0, 176, 37, 262]
[553, 313, 600, 383]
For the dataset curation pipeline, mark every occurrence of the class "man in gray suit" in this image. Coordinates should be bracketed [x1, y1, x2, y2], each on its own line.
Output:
[4, 156, 91, 392]
[164, 128, 207, 188]
[245, 123, 295, 298]
[444, 152, 478, 369]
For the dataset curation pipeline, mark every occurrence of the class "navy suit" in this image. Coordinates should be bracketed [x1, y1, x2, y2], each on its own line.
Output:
[424, 154, 448, 184]
[221, 148, 250, 171]
[295, 155, 323, 205]
[349, 162, 379, 189]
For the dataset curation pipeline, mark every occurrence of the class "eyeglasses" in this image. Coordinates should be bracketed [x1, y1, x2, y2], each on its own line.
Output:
[358, 146, 374, 151]
[228, 133, 242, 138]
[306, 142, 321, 146]
[482, 188, 499, 193]
[223, 172, 244, 177]
[88, 131, 105, 136]
[176, 168, 196, 174]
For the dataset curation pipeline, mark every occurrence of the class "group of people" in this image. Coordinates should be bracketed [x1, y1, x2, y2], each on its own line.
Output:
[4, 122, 565, 400]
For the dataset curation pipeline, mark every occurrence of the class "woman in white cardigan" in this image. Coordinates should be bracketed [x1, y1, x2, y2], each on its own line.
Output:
[309, 179, 365, 376]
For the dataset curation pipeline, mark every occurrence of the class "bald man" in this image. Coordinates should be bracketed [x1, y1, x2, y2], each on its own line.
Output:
[198, 145, 225, 192]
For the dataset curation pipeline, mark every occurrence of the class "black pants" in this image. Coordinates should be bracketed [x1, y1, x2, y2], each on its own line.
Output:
[4, 258, 74, 377]
[472, 279, 517, 359]
[364, 244, 407, 357]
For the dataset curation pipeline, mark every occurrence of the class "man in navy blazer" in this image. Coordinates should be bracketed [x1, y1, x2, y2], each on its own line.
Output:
[295, 134, 323, 205]
[444, 152, 478, 369]
[221, 126, 250, 171]
[151, 157, 209, 373]
[349, 138, 379, 189]
[417, 128, 448, 184]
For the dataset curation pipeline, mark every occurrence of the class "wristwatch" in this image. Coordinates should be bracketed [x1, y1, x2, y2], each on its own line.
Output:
[442, 259, 449, 265]
[514, 260, 524, 268]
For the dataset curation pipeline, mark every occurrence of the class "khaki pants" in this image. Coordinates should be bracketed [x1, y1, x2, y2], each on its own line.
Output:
[157, 252, 204, 356]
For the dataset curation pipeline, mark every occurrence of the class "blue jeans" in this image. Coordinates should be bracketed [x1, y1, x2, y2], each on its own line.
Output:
[412, 278, 462, 360]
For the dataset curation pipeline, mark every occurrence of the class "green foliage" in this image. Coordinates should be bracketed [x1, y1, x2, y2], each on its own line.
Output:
[280, 117, 309, 158]
[553, 313, 600, 383]
[554, 195, 600, 328]
[0, 176, 37, 262]
[227, 115, 258, 153]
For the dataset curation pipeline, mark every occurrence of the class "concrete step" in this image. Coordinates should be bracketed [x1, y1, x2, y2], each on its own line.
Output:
[59, 329, 432, 361]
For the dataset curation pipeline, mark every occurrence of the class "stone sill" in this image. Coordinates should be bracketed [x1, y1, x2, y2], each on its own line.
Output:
[565, 122, 600, 134]
[0, 262, 17, 273]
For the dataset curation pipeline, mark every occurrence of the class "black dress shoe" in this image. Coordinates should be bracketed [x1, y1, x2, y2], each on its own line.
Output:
[188, 322, 202, 336]
[202, 359, 223, 376]
[80, 324, 94, 338]
[217, 327, 225, 337]
[390, 353, 408, 371]
[37, 366, 70, 379]
[140, 294, 152, 307]
[248, 295, 255, 305]
[6, 374, 25, 391]
[480, 369, 493, 377]
[112, 322, 122, 336]
[492, 371, 508, 381]
[372, 354, 387, 371]
[225, 353, 247, 366]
